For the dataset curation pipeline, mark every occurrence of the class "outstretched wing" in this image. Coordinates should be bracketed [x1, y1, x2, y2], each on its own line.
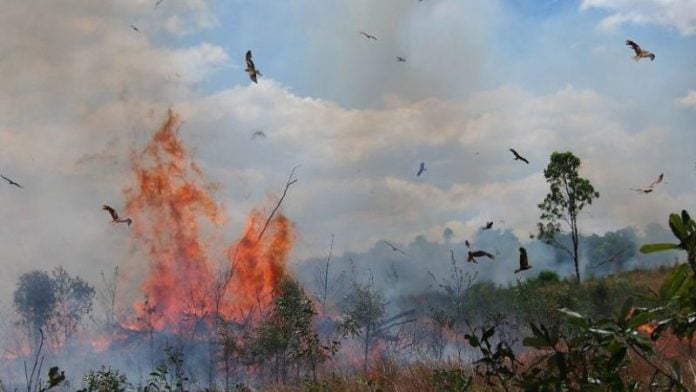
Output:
[102, 205, 118, 221]
[509, 148, 520, 159]
[625, 40, 641, 55]
[246, 50, 254, 69]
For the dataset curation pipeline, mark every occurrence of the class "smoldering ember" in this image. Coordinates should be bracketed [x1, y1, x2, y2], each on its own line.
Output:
[1, 1, 696, 391]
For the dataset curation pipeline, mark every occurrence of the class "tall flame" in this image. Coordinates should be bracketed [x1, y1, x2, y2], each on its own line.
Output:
[124, 110, 294, 331]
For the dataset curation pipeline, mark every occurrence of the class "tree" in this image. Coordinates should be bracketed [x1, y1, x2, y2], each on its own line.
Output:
[14, 271, 56, 351]
[341, 280, 387, 373]
[252, 279, 335, 383]
[537, 151, 599, 283]
[48, 266, 95, 346]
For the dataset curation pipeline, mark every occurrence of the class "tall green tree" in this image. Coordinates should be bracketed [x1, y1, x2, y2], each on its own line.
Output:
[538, 151, 599, 283]
[341, 281, 387, 373]
[13, 271, 55, 351]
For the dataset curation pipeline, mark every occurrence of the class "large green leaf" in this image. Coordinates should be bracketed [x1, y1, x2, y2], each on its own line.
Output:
[639, 243, 679, 254]
[669, 213, 687, 240]
[660, 263, 690, 299]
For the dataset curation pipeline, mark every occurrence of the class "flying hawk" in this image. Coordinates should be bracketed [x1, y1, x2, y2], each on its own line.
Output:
[360, 32, 378, 40]
[417, 162, 427, 176]
[509, 148, 529, 164]
[245, 50, 262, 83]
[383, 240, 407, 256]
[514, 247, 532, 273]
[482, 221, 494, 230]
[130, 25, 140, 32]
[467, 250, 495, 263]
[251, 130, 267, 140]
[631, 187, 654, 194]
[625, 40, 655, 61]
[1, 175, 23, 189]
[102, 205, 132, 226]
[649, 173, 664, 188]
[396, 56, 406, 62]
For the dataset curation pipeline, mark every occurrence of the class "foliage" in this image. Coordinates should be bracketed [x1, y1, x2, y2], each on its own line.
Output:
[77, 367, 129, 392]
[538, 151, 599, 283]
[48, 266, 95, 345]
[143, 345, 189, 392]
[13, 266, 95, 349]
[464, 324, 518, 391]
[251, 279, 337, 383]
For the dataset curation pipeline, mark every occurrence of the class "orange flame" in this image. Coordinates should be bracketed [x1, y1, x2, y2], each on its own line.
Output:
[124, 110, 294, 331]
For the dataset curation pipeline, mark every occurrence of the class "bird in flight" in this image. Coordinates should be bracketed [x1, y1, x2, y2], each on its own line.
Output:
[154, 0, 167, 8]
[631, 187, 654, 194]
[102, 205, 132, 226]
[482, 221, 494, 230]
[625, 40, 655, 61]
[251, 130, 267, 140]
[467, 250, 495, 263]
[360, 32, 378, 40]
[515, 247, 532, 273]
[649, 173, 664, 188]
[1, 175, 22, 189]
[509, 148, 529, 164]
[417, 162, 427, 176]
[245, 50, 262, 84]
[130, 25, 140, 32]
[383, 240, 407, 256]
[465, 240, 471, 248]
[396, 56, 406, 62]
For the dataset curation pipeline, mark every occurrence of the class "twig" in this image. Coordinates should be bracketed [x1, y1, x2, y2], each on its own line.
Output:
[25, 329, 45, 392]
[322, 234, 334, 318]
[257, 165, 299, 242]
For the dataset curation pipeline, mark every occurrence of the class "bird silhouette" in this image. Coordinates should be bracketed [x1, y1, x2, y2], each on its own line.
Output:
[383, 240, 407, 256]
[130, 25, 140, 32]
[509, 148, 529, 164]
[482, 221, 494, 230]
[396, 56, 406, 62]
[465, 240, 471, 248]
[467, 250, 495, 263]
[155, 0, 167, 8]
[417, 162, 427, 176]
[245, 50, 262, 83]
[360, 32, 378, 40]
[649, 173, 664, 188]
[102, 205, 132, 226]
[1, 175, 23, 189]
[626, 40, 655, 61]
[515, 247, 532, 273]
[251, 130, 267, 140]
[630, 187, 654, 194]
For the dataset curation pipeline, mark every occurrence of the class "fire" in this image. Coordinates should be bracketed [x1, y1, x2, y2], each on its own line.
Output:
[124, 110, 294, 331]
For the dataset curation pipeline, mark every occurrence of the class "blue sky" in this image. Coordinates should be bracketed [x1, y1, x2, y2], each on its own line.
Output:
[0, 0, 695, 304]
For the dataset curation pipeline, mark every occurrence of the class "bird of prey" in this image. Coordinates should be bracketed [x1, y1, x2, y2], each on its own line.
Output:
[245, 50, 262, 83]
[509, 148, 529, 164]
[515, 247, 532, 273]
[482, 221, 494, 230]
[625, 40, 655, 61]
[417, 162, 427, 176]
[396, 56, 406, 62]
[102, 205, 132, 226]
[130, 25, 140, 32]
[465, 240, 471, 248]
[649, 173, 664, 188]
[1, 175, 23, 189]
[360, 32, 378, 40]
[467, 250, 495, 263]
[251, 130, 267, 140]
[155, 0, 167, 8]
[631, 187, 654, 194]
[383, 240, 407, 256]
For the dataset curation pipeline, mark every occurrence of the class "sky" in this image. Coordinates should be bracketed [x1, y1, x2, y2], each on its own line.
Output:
[0, 0, 695, 302]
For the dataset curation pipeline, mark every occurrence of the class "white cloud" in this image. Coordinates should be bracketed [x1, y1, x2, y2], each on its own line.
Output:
[580, 0, 696, 35]
[676, 90, 696, 109]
